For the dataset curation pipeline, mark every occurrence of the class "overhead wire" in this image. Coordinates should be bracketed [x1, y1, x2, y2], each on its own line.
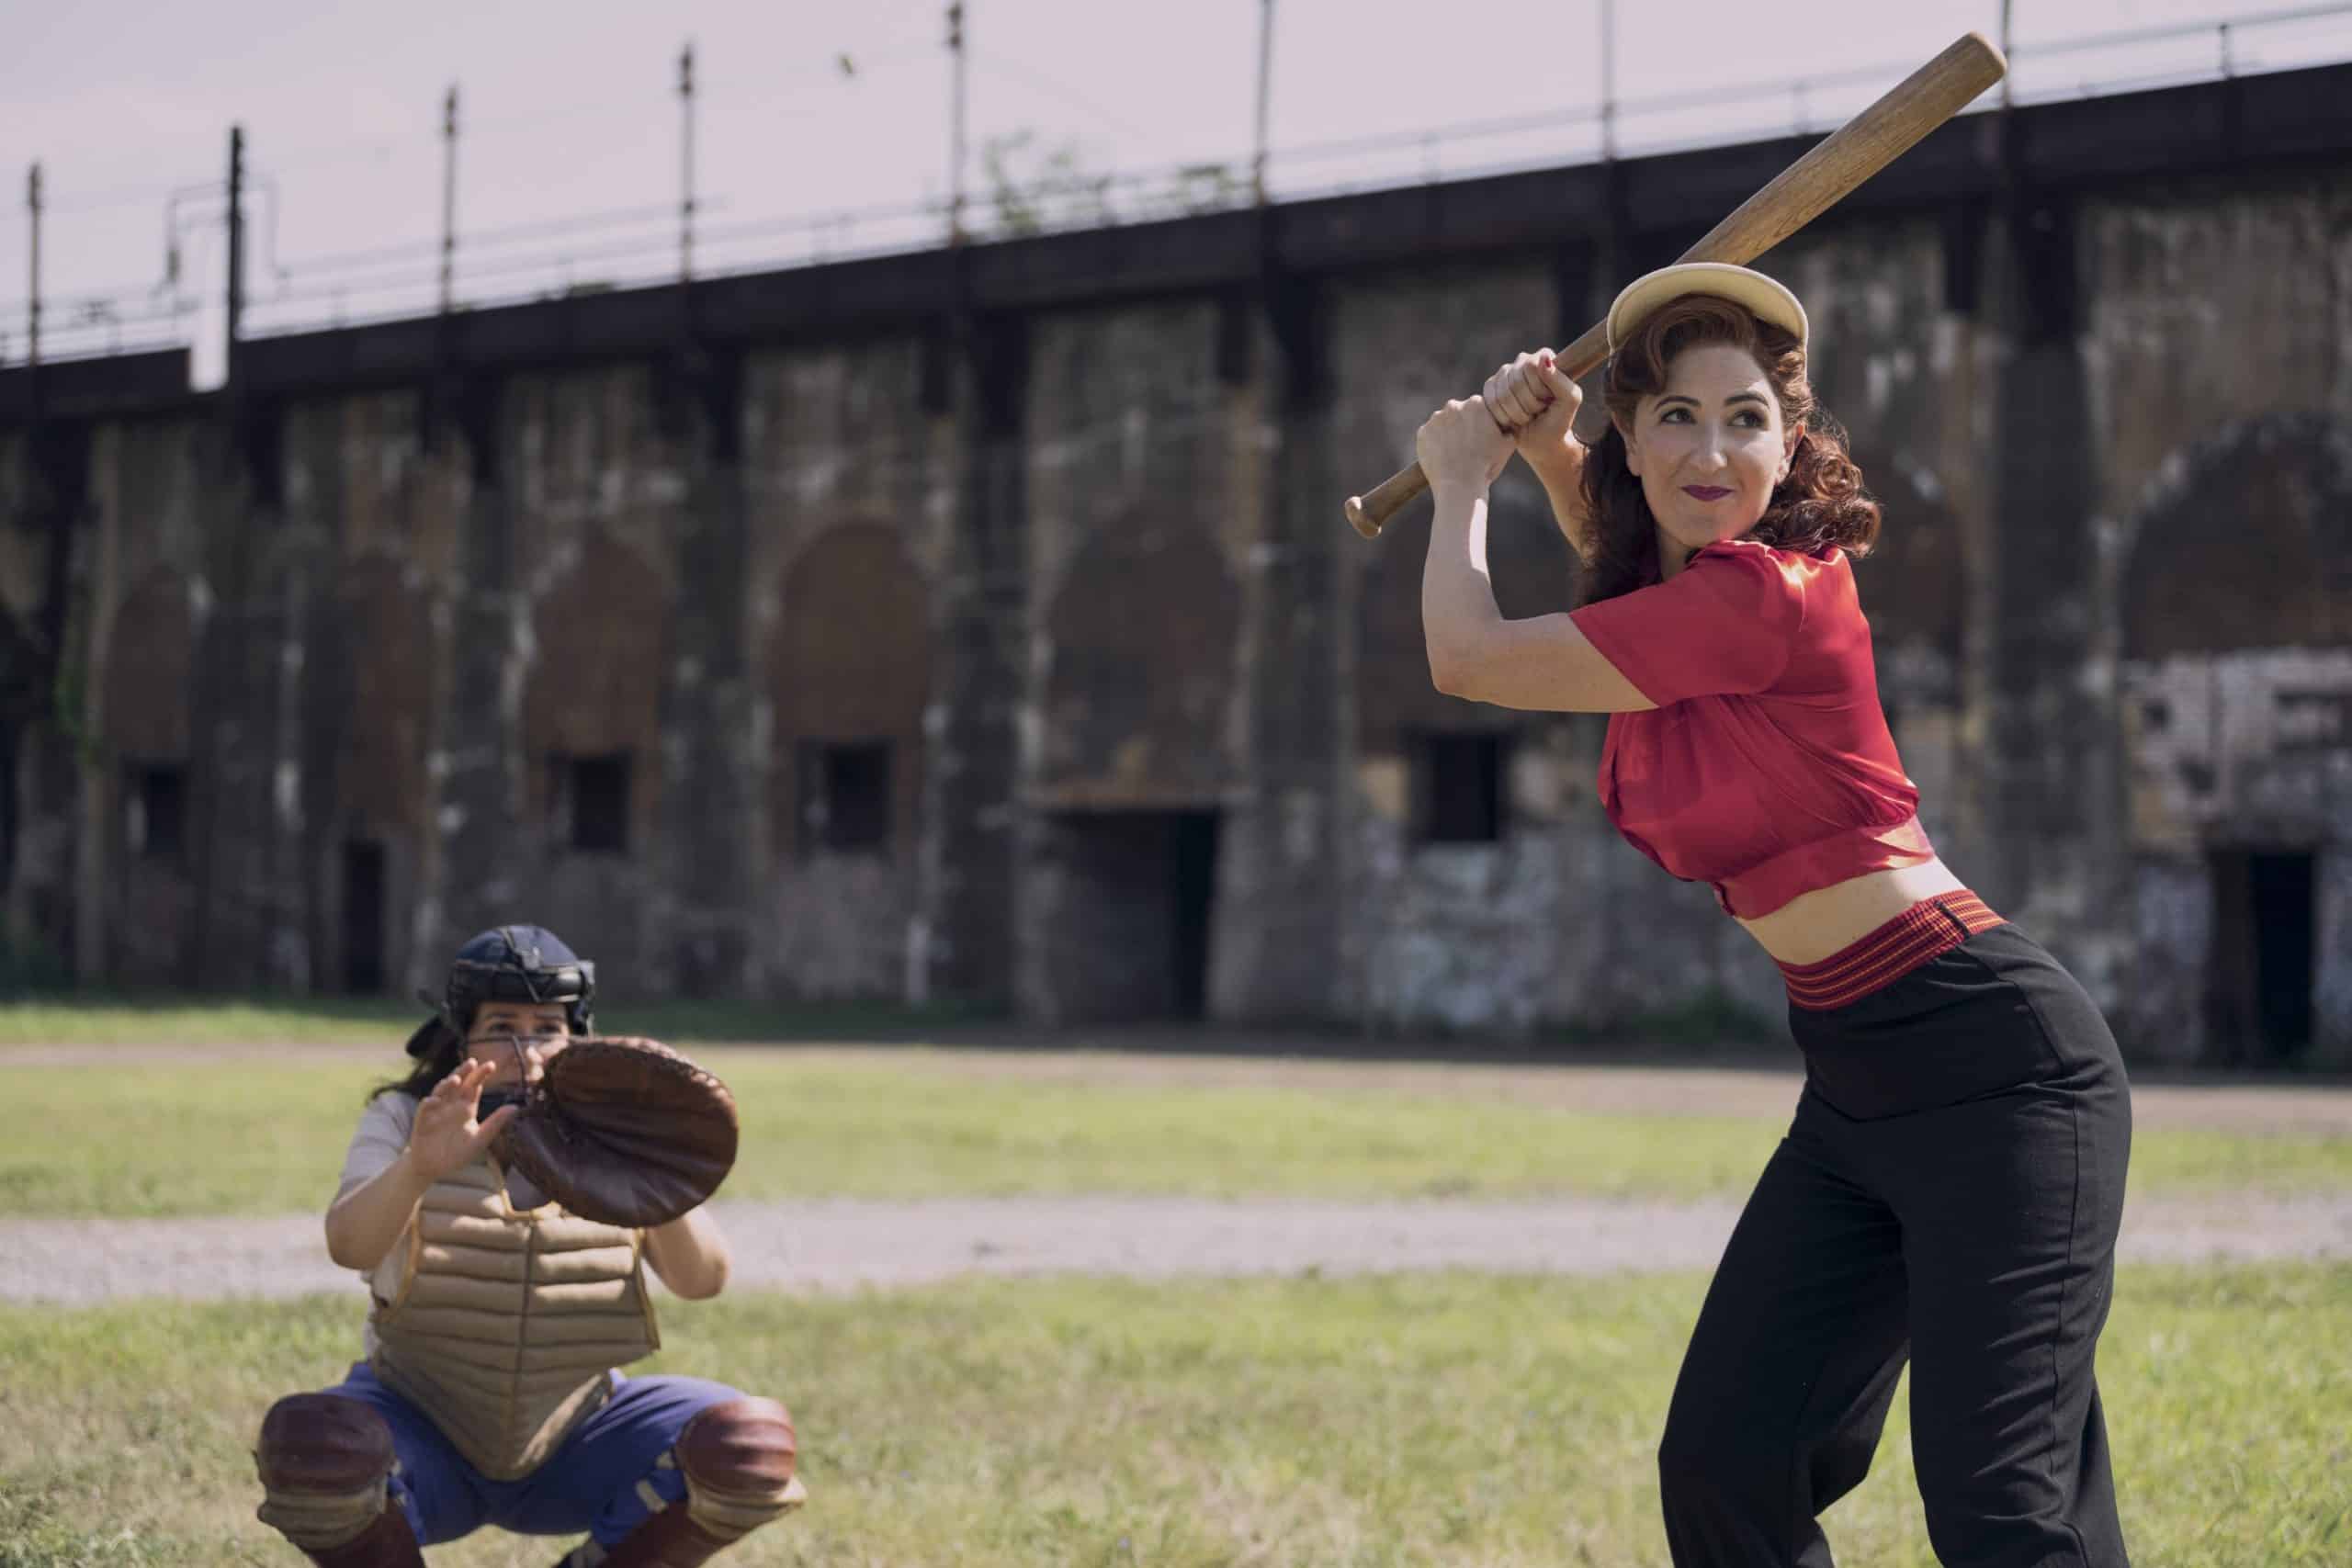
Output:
[8, 2, 2350, 362]
[964, 48, 1151, 141]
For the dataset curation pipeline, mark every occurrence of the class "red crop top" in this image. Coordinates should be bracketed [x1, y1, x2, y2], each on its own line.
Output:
[1566, 537, 1935, 919]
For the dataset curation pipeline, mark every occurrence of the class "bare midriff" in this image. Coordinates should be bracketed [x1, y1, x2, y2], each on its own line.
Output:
[1734, 856, 1973, 966]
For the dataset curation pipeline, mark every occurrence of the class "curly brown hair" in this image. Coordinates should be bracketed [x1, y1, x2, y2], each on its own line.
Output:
[1575, 293, 1879, 607]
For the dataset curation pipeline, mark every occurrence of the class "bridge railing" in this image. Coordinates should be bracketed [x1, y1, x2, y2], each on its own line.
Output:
[4, 2, 2347, 374]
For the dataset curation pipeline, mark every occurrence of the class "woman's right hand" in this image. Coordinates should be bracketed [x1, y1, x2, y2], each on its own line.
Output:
[1482, 350, 1585, 475]
[404, 1057, 520, 1184]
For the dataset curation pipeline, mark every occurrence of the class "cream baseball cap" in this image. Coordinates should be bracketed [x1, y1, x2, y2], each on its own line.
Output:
[1605, 262, 1809, 355]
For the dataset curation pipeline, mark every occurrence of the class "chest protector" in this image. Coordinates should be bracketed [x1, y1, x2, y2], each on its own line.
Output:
[369, 1157, 660, 1481]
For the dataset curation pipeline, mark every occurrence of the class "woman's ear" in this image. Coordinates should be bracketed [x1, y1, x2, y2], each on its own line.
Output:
[1611, 412, 1642, 476]
[1778, 423, 1804, 485]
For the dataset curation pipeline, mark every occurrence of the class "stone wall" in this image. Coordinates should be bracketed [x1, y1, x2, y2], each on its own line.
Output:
[6, 82, 2350, 1065]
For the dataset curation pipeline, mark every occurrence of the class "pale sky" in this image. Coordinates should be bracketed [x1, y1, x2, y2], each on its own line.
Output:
[4, 0, 2346, 375]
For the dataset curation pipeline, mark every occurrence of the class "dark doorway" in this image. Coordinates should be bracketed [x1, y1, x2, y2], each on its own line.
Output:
[2208, 849, 2316, 1062]
[1048, 810, 1222, 1022]
[560, 753, 632, 854]
[129, 762, 187, 862]
[1413, 731, 1509, 843]
[1170, 812, 1219, 1020]
[342, 839, 388, 994]
[796, 739, 894, 855]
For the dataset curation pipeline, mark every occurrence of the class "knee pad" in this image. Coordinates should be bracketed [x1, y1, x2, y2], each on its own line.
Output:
[254, 1393, 396, 1551]
[673, 1396, 805, 1540]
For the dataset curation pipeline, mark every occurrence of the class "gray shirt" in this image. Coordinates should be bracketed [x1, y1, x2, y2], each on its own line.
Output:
[338, 1091, 422, 1352]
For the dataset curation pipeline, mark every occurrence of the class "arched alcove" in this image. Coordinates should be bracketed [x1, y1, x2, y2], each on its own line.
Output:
[1041, 525, 1238, 802]
[2117, 413, 2352, 1066]
[333, 556, 435, 835]
[2123, 413, 2352, 660]
[523, 531, 669, 848]
[103, 571, 195, 764]
[101, 570, 198, 984]
[770, 523, 932, 859]
[321, 554, 435, 994]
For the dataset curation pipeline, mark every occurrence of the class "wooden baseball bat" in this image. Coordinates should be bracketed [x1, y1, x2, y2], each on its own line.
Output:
[1342, 30, 2006, 539]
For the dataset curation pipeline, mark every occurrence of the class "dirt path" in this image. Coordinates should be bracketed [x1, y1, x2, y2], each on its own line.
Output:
[7, 1192, 2349, 1306]
[9, 1043, 2344, 1307]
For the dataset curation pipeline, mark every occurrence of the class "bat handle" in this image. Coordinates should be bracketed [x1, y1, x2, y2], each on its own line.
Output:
[1343, 461, 1431, 538]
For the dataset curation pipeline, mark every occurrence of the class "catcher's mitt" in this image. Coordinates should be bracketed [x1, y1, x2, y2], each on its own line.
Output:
[492, 1035, 739, 1228]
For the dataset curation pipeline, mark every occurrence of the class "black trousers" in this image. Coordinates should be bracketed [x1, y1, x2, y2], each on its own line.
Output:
[1659, 923, 2133, 1567]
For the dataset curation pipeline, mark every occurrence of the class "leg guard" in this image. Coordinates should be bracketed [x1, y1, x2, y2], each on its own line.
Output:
[253, 1393, 422, 1566]
[595, 1397, 805, 1568]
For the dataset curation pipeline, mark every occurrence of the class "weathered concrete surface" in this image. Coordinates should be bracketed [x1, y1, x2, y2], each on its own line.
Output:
[6, 74, 2352, 1066]
[7, 1191, 2349, 1306]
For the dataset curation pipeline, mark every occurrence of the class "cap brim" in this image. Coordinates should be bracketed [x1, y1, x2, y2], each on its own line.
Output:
[1606, 263, 1809, 354]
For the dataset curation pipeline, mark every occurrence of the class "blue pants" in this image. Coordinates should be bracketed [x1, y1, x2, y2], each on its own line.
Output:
[320, 1362, 741, 1548]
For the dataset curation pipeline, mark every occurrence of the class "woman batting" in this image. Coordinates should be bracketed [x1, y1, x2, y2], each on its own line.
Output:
[251, 925, 804, 1566]
[1418, 263, 2132, 1566]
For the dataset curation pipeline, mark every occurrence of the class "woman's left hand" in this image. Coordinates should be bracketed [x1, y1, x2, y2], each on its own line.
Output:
[1415, 396, 1514, 494]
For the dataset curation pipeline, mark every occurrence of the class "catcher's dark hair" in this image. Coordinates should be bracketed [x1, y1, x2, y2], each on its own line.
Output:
[1576, 293, 1879, 607]
[367, 1018, 466, 1104]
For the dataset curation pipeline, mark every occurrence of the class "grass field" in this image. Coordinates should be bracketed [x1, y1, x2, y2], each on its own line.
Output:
[11, 1035, 2352, 1217]
[6, 1048, 2352, 1216]
[6, 1005, 2347, 1562]
[2, 1266, 2346, 1566]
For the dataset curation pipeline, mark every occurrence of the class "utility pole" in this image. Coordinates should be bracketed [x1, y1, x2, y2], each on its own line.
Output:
[1600, 0, 1618, 161]
[227, 125, 246, 394]
[2000, 0, 2015, 108]
[440, 85, 458, 311]
[679, 40, 696, 282]
[947, 3, 967, 244]
[1252, 0, 1274, 205]
[25, 164, 40, 386]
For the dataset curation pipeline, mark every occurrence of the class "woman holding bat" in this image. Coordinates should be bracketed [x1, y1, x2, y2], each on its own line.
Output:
[1416, 264, 2132, 1566]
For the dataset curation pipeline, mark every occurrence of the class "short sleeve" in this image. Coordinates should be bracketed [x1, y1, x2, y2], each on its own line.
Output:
[335, 1091, 417, 1204]
[1568, 541, 1808, 705]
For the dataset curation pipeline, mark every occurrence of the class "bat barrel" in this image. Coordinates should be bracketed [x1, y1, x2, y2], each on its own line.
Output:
[1339, 30, 2007, 540]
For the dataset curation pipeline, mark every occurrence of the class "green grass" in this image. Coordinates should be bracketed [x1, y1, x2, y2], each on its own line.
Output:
[1, 1266, 2346, 1565]
[4, 1052, 2349, 1217]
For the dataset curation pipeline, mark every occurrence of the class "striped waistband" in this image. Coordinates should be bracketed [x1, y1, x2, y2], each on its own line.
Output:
[1776, 891, 2005, 1011]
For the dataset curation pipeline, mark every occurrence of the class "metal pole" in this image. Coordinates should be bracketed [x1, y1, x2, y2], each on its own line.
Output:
[227, 126, 245, 389]
[947, 4, 967, 244]
[1600, 0, 1618, 161]
[440, 85, 458, 312]
[680, 40, 696, 282]
[2001, 0, 2015, 108]
[1252, 0, 1274, 205]
[26, 164, 40, 377]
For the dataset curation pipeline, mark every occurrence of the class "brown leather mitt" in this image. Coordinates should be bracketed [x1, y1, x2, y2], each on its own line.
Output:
[492, 1036, 740, 1228]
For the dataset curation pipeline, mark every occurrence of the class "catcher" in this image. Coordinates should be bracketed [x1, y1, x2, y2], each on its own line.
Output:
[251, 925, 804, 1566]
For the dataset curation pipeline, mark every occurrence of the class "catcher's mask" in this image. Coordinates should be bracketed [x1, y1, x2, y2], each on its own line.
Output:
[407, 924, 596, 1057]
